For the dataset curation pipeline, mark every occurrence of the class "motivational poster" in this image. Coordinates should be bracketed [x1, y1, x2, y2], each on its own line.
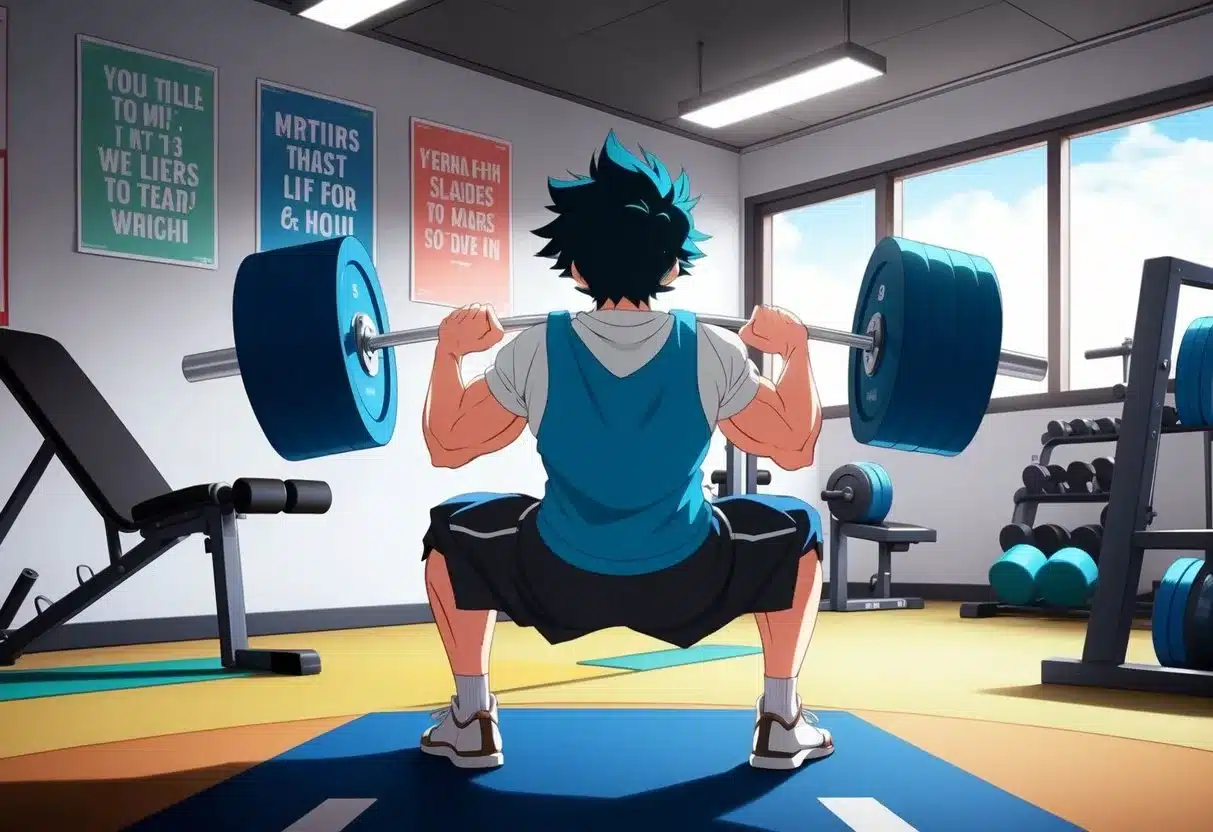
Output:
[257, 81, 376, 258]
[410, 118, 511, 313]
[0, 7, 8, 326]
[76, 35, 217, 268]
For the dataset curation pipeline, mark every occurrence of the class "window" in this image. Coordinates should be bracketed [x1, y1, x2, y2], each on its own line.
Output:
[1068, 105, 1213, 390]
[898, 145, 1049, 398]
[769, 190, 876, 408]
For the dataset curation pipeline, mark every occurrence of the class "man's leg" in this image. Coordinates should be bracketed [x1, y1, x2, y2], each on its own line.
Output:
[716, 493, 831, 770]
[754, 550, 823, 720]
[426, 550, 495, 711]
[419, 548, 505, 769]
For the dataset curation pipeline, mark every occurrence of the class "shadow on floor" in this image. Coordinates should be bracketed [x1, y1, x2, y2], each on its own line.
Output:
[0, 753, 798, 832]
[981, 683, 1213, 717]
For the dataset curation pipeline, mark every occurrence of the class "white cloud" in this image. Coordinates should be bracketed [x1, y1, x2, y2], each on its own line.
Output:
[770, 119, 1213, 403]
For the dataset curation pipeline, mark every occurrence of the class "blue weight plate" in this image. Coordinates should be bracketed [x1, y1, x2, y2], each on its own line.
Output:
[1152, 556, 1203, 667]
[849, 238, 951, 451]
[1198, 318, 1213, 427]
[850, 238, 905, 448]
[1168, 557, 1204, 668]
[1183, 564, 1213, 671]
[855, 462, 890, 523]
[1175, 318, 1213, 427]
[233, 236, 398, 461]
[941, 248, 1003, 456]
[868, 462, 894, 522]
[899, 242, 959, 454]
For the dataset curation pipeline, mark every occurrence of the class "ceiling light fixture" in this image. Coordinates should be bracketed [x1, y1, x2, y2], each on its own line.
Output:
[298, 0, 409, 30]
[679, 1, 886, 129]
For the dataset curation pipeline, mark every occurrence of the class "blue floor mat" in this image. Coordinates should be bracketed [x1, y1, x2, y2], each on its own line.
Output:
[130, 708, 1080, 831]
[578, 644, 762, 671]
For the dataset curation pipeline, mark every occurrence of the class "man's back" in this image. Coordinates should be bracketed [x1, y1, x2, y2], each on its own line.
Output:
[484, 308, 760, 574]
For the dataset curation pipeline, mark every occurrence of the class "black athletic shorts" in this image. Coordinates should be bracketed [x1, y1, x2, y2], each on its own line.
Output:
[421, 491, 822, 649]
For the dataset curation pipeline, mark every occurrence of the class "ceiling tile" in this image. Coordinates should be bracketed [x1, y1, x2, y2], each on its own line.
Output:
[776, 2, 1072, 126]
[376, 0, 550, 71]
[591, 0, 846, 93]
[509, 31, 699, 122]
[673, 112, 807, 148]
[1006, 0, 1207, 41]
[485, 0, 669, 36]
[850, 0, 998, 46]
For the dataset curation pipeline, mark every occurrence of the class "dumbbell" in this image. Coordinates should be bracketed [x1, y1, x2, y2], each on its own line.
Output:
[1032, 523, 1071, 556]
[1162, 405, 1179, 428]
[990, 544, 1048, 606]
[1112, 383, 1127, 401]
[1069, 418, 1098, 436]
[1045, 420, 1072, 439]
[821, 462, 893, 524]
[999, 522, 1034, 552]
[1092, 457, 1115, 492]
[1022, 464, 1069, 495]
[1038, 546, 1099, 607]
[1094, 417, 1119, 435]
[1071, 523, 1103, 560]
[1065, 460, 1097, 494]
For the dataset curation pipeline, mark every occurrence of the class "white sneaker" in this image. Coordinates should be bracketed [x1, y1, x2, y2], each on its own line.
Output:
[420, 694, 504, 769]
[749, 695, 834, 770]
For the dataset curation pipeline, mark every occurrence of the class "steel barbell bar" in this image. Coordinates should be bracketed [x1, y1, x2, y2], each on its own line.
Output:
[181, 312, 1048, 384]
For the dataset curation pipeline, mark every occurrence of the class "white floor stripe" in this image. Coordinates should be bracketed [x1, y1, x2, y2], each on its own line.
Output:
[819, 798, 919, 832]
[283, 798, 377, 832]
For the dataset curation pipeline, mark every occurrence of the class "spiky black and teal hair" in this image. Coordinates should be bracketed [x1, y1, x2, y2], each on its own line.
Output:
[532, 130, 710, 308]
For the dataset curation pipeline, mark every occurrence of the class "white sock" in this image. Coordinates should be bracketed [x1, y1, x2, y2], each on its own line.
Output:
[454, 674, 491, 716]
[763, 676, 798, 721]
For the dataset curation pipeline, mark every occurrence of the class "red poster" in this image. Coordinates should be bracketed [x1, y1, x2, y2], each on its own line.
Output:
[410, 118, 512, 315]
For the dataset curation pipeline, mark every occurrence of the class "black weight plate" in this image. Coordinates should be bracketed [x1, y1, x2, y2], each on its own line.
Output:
[1070, 524, 1103, 560]
[1092, 457, 1115, 492]
[1034, 523, 1071, 556]
[1065, 460, 1096, 494]
[999, 522, 1034, 552]
[824, 464, 873, 523]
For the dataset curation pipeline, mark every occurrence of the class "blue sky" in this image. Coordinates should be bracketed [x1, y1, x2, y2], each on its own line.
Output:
[774, 103, 1213, 401]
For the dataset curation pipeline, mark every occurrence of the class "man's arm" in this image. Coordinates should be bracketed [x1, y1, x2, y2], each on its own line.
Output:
[422, 309, 530, 469]
[718, 323, 822, 471]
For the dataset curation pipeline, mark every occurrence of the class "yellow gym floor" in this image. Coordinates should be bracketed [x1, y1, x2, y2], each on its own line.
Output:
[2, 604, 1212, 831]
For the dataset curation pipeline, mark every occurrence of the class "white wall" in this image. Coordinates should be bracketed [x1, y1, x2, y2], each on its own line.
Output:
[0, 0, 741, 624]
[743, 13, 1213, 591]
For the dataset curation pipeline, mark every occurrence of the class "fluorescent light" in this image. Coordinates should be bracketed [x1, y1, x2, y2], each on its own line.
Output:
[299, 0, 409, 30]
[679, 43, 886, 129]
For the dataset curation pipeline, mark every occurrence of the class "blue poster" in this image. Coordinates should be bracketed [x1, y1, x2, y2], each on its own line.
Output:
[256, 81, 376, 258]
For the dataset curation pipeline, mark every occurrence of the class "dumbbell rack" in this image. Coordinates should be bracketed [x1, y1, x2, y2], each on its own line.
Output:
[1041, 255, 1213, 697]
[961, 430, 1177, 622]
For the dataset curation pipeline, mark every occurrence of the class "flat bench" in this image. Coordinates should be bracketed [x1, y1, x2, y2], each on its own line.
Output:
[821, 516, 937, 612]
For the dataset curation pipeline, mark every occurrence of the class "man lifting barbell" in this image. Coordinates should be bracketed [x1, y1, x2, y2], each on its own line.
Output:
[179, 132, 1050, 774]
[419, 134, 829, 772]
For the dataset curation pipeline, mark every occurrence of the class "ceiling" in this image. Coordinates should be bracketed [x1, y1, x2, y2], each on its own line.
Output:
[254, 0, 1213, 150]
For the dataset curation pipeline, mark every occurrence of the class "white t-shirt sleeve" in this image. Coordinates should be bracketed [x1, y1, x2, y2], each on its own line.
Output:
[483, 324, 547, 421]
[697, 323, 761, 426]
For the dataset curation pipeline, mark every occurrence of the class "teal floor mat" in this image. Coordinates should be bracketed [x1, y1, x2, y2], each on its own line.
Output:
[0, 657, 252, 701]
[578, 644, 762, 671]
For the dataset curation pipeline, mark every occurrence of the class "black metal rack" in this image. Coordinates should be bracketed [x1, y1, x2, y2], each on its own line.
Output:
[1042, 256, 1213, 697]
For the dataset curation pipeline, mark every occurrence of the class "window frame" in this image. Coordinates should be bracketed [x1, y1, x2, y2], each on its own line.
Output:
[745, 76, 1213, 419]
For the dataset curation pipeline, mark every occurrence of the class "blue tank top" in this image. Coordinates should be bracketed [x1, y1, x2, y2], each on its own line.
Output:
[535, 309, 714, 575]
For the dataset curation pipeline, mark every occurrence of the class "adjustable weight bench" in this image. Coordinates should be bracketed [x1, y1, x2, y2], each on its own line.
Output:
[0, 328, 328, 675]
[820, 515, 936, 612]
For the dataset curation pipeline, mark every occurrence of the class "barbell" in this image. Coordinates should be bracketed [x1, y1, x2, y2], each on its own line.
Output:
[180, 235, 1048, 461]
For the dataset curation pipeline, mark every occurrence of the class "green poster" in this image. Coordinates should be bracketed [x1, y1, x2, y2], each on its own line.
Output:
[76, 36, 217, 268]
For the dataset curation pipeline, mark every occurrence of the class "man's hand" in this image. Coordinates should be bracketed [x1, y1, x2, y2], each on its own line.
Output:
[738, 305, 808, 359]
[437, 303, 505, 358]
